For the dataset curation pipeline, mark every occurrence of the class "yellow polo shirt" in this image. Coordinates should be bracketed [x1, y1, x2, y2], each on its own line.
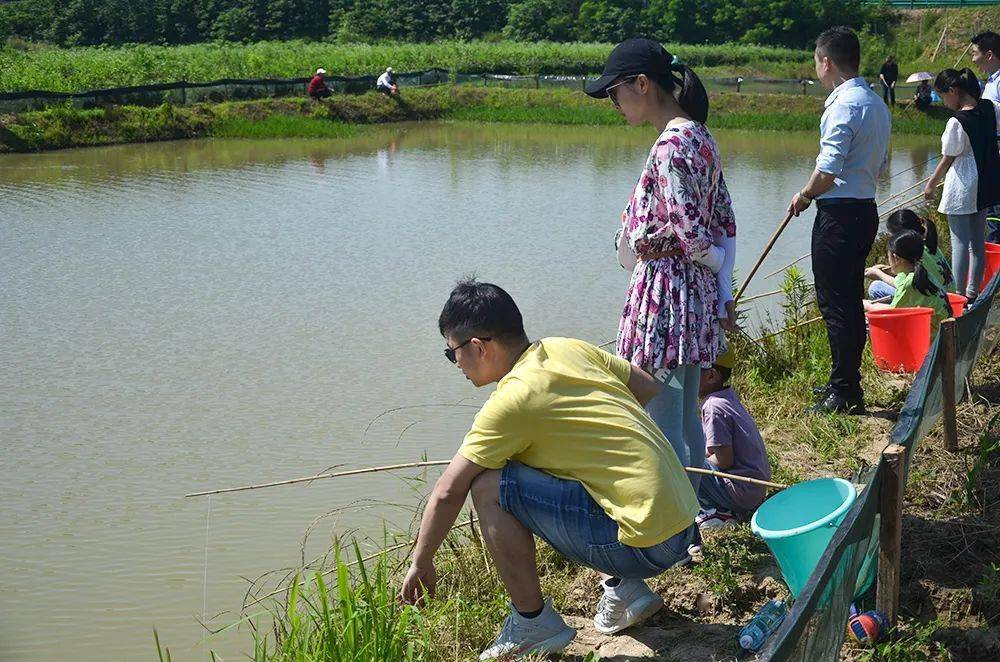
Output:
[459, 337, 698, 547]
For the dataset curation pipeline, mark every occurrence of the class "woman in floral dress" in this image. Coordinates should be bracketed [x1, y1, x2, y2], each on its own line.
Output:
[587, 38, 737, 494]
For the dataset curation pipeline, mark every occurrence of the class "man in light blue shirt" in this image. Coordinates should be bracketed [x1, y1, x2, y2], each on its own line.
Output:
[971, 31, 1000, 241]
[972, 31, 1000, 104]
[787, 26, 891, 415]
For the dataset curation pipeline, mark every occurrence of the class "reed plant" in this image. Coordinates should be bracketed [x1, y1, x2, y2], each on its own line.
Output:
[250, 543, 429, 661]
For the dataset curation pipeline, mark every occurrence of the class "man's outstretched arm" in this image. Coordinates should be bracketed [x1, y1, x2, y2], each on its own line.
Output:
[400, 453, 485, 604]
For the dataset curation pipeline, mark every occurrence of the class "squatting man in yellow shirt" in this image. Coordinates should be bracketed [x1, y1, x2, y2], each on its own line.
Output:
[400, 279, 699, 660]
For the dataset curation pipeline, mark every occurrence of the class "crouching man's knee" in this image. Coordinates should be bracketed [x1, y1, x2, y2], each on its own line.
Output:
[470, 469, 501, 507]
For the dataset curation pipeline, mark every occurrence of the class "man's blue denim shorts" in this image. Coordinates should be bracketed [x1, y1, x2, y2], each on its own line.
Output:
[499, 461, 695, 579]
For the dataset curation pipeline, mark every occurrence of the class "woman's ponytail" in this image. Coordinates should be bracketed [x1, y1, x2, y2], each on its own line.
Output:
[675, 64, 709, 124]
[923, 217, 940, 255]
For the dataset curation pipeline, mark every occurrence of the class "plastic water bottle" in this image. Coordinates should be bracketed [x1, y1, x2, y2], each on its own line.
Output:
[738, 599, 787, 652]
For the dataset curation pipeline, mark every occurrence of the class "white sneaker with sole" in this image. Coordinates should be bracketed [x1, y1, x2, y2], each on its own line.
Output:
[593, 578, 664, 635]
[479, 597, 576, 660]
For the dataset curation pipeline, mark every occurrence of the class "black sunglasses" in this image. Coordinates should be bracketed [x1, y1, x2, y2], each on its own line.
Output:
[444, 336, 492, 364]
[607, 75, 639, 109]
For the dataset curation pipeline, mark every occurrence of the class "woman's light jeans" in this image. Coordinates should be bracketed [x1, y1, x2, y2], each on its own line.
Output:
[644, 363, 704, 494]
[949, 210, 987, 298]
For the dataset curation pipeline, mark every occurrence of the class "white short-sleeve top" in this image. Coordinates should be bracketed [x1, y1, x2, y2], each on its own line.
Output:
[939, 101, 1000, 215]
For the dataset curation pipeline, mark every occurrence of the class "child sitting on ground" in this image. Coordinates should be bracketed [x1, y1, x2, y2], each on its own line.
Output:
[696, 347, 772, 530]
[864, 229, 951, 334]
[867, 209, 953, 302]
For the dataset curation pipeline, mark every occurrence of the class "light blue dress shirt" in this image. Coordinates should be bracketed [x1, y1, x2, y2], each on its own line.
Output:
[815, 77, 891, 200]
[982, 69, 1000, 105]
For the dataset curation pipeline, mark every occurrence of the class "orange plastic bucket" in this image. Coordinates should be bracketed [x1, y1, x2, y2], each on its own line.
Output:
[867, 307, 933, 373]
[947, 293, 967, 317]
[982, 243, 1000, 291]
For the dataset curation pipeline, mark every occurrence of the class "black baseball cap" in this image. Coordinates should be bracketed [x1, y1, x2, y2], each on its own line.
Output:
[585, 38, 676, 98]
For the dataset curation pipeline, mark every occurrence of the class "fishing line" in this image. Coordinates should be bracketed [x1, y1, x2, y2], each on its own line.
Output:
[202, 494, 212, 662]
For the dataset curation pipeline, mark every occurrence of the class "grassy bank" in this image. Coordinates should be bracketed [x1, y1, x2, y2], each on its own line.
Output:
[3, 6, 1000, 96]
[0, 40, 812, 94]
[157, 252, 1000, 660]
[0, 85, 951, 153]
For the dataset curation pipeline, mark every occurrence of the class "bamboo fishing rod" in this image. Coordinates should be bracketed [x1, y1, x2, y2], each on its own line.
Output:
[187, 458, 787, 499]
[733, 210, 795, 304]
[751, 294, 892, 343]
[759, 180, 942, 283]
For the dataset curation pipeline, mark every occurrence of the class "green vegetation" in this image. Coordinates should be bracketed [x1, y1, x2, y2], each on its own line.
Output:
[0, 85, 952, 153]
[0, 0, 880, 48]
[0, 40, 812, 94]
[143, 247, 1000, 659]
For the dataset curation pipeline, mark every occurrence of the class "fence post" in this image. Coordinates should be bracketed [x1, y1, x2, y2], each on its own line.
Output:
[535, 75, 540, 89]
[940, 317, 959, 452]
[877, 443, 907, 627]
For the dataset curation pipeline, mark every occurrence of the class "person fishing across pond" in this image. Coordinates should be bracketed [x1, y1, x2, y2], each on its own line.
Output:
[307, 68, 332, 100]
[787, 27, 891, 415]
[864, 229, 950, 335]
[924, 68, 1000, 302]
[585, 38, 737, 502]
[400, 279, 698, 660]
[376, 67, 399, 95]
[879, 55, 898, 106]
[867, 209, 952, 301]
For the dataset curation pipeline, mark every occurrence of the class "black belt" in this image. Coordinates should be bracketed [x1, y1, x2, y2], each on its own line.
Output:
[816, 197, 875, 208]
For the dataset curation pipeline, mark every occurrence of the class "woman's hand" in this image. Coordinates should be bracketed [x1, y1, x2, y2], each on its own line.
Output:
[719, 300, 739, 333]
[865, 266, 886, 280]
[923, 182, 936, 201]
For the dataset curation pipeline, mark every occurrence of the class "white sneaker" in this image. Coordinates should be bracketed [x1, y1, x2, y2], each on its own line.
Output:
[479, 597, 576, 660]
[696, 507, 738, 532]
[593, 578, 664, 635]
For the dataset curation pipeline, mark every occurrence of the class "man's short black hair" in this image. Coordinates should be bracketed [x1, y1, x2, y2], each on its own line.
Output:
[973, 31, 1000, 57]
[816, 26, 861, 73]
[438, 278, 527, 344]
[713, 365, 732, 385]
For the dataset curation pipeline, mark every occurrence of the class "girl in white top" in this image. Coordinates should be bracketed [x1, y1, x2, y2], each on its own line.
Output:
[925, 68, 1000, 299]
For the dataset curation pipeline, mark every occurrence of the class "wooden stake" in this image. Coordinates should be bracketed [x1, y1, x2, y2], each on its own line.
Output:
[877, 444, 907, 627]
[940, 318, 959, 452]
[931, 25, 948, 62]
[735, 211, 796, 303]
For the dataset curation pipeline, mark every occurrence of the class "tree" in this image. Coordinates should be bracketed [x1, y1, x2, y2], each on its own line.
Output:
[574, 0, 641, 43]
[504, 0, 578, 42]
[451, 0, 508, 40]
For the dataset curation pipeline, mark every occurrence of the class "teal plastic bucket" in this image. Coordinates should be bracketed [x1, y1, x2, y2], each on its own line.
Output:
[751, 477, 857, 597]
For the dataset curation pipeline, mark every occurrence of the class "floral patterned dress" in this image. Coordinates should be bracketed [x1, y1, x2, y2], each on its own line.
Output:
[616, 121, 736, 371]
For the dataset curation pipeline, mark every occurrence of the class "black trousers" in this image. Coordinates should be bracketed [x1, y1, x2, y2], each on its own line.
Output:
[881, 82, 895, 105]
[811, 200, 879, 399]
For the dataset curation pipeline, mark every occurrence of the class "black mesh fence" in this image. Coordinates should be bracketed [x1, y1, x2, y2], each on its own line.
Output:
[0, 72, 914, 113]
[0, 68, 451, 113]
[760, 271, 1000, 661]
